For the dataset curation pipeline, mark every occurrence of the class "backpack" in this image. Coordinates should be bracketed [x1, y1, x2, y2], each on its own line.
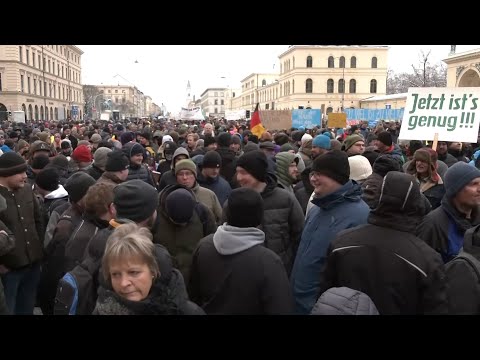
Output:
[445, 226, 480, 282]
[54, 256, 99, 315]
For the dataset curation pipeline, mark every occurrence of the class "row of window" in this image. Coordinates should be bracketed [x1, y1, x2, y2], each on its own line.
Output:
[18, 46, 81, 84]
[20, 103, 82, 121]
[282, 56, 378, 72]
[20, 72, 82, 102]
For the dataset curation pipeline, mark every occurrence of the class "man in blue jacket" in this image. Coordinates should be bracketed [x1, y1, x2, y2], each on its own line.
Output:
[290, 150, 370, 314]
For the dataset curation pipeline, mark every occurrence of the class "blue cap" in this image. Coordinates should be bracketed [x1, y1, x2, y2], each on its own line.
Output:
[312, 135, 331, 150]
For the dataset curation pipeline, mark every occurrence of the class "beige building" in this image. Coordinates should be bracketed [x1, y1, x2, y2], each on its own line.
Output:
[360, 93, 407, 109]
[230, 45, 388, 116]
[0, 45, 84, 122]
[93, 84, 147, 118]
[200, 88, 227, 117]
[444, 47, 480, 87]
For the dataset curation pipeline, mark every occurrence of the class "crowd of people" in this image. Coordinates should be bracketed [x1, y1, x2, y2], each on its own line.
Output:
[0, 116, 479, 315]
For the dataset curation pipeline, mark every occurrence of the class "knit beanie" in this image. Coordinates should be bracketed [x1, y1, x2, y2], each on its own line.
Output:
[202, 150, 222, 169]
[106, 150, 130, 172]
[444, 162, 480, 198]
[175, 159, 197, 177]
[342, 134, 365, 151]
[348, 155, 373, 182]
[301, 133, 313, 144]
[312, 135, 332, 150]
[236, 150, 268, 182]
[243, 142, 259, 153]
[217, 132, 232, 147]
[226, 188, 264, 228]
[50, 154, 69, 171]
[259, 141, 275, 150]
[280, 143, 295, 153]
[231, 135, 241, 145]
[114, 180, 159, 222]
[377, 131, 393, 147]
[0, 152, 27, 177]
[165, 188, 195, 224]
[64, 172, 96, 203]
[31, 154, 50, 170]
[123, 142, 144, 159]
[72, 145, 93, 163]
[90, 133, 102, 144]
[35, 168, 60, 192]
[93, 147, 112, 170]
[311, 150, 350, 185]
[120, 131, 135, 145]
[161, 135, 173, 144]
[203, 135, 216, 148]
[37, 132, 50, 143]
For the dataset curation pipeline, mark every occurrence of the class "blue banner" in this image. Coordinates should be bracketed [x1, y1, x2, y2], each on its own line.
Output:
[292, 109, 321, 129]
[344, 108, 405, 127]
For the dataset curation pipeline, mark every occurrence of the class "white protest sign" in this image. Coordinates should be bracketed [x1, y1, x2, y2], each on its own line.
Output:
[398, 87, 480, 142]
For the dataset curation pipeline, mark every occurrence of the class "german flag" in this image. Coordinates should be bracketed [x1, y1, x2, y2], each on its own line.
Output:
[250, 103, 265, 138]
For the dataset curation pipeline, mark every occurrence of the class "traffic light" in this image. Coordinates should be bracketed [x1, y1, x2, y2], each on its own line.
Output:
[246, 110, 250, 118]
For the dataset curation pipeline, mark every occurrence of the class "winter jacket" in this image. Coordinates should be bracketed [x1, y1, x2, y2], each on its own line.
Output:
[87, 164, 104, 181]
[291, 180, 370, 314]
[379, 143, 406, 165]
[311, 287, 379, 315]
[44, 201, 70, 249]
[158, 170, 176, 191]
[294, 167, 315, 214]
[222, 174, 305, 276]
[188, 226, 294, 314]
[446, 225, 480, 314]
[39, 186, 69, 230]
[216, 147, 237, 186]
[319, 172, 448, 315]
[126, 163, 155, 187]
[448, 149, 469, 163]
[191, 182, 222, 225]
[152, 185, 217, 283]
[196, 172, 232, 207]
[0, 185, 44, 269]
[437, 152, 458, 168]
[417, 196, 480, 263]
[96, 172, 124, 187]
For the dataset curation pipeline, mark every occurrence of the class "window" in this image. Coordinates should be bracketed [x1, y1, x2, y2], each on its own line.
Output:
[21, 74, 24, 92]
[214, 108, 218, 114]
[265, 103, 269, 110]
[370, 79, 377, 93]
[52, 61, 55, 75]
[371, 57, 378, 68]
[53, 85, 56, 98]
[306, 56, 313, 68]
[62, 66, 64, 78]
[62, 87, 65, 99]
[306, 78, 313, 93]
[43, 57, 46, 71]
[351, 56, 357, 68]
[26, 49, 30, 65]
[349, 79, 356, 93]
[48, 60, 51, 73]
[19, 46, 23, 62]
[38, 80, 41, 95]
[232, 92, 235, 97]
[38, 55, 41, 70]
[56, 45, 58, 52]
[214, 92, 218, 97]
[115, 97, 119, 103]
[57, 64, 60, 75]
[32, 52, 36, 67]
[44, 82, 47, 97]
[49, 84, 52, 97]
[339, 56, 345, 68]
[214, 99, 218, 105]
[292, 79, 295, 94]
[33, 79, 37, 94]
[115, 89, 118, 93]
[327, 79, 334, 93]
[262, 79, 266, 86]
[107, 90, 111, 93]
[0, 73, 2, 91]
[328, 56, 334, 68]
[221, 99, 224, 105]
[339, 79, 345, 93]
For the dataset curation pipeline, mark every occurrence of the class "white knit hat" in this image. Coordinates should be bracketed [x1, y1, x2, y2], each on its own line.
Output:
[348, 155, 372, 182]
[301, 133, 313, 144]
[162, 135, 173, 144]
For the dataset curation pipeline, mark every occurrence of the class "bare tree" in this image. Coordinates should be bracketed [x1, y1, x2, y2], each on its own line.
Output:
[83, 85, 102, 117]
[387, 51, 447, 94]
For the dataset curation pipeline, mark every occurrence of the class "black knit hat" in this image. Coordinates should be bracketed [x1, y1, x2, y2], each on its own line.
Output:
[0, 152, 28, 177]
[114, 180, 159, 222]
[202, 150, 222, 168]
[311, 150, 350, 185]
[236, 150, 268, 182]
[226, 188, 264, 228]
[35, 168, 60, 192]
[50, 154, 69, 170]
[165, 188, 195, 224]
[31, 154, 50, 170]
[377, 131, 393, 147]
[123, 142, 144, 159]
[203, 135, 216, 148]
[64, 172, 96, 203]
[217, 132, 232, 147]
[106, 150, 130, 172]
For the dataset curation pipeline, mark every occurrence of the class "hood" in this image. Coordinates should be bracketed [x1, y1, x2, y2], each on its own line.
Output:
[463, 225, 480, 258]
[44, 185, 69, 200]
[311, 180, 363, 210]
[172, 147, 190, 162]
[213, 224, 265, 255]
[275, 152, 297, 188]
[216, 147, 236, 162]
[311, 287, 379, 315]
[372, 154, 402, 177]
[369, 171, 427, 233]
[158, 184, 196, 215]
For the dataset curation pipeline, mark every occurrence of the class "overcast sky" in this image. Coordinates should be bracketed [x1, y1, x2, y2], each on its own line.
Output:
[78, 45, 480, 114]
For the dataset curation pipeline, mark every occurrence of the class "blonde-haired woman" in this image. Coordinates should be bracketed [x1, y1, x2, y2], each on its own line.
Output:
[93, 223, 204, 315]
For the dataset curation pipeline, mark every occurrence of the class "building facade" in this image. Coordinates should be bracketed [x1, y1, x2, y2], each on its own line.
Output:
[90, 84, 147, 118]
[0, 45, 83, 122]
[229, 45, 388, 116]
[359, 93, 407, 109]
[200, 88, 227, 118]
[443, 47, 480, 87]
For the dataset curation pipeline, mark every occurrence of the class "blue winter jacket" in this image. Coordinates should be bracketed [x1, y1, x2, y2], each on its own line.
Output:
[290, 180, 370, 314]
[197, 172, 232, 208]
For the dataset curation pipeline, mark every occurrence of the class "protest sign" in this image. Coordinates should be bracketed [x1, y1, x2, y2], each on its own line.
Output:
[292, 109, 321, 129]
[327, 113, 347, 128]
[398, 87, 480, 142]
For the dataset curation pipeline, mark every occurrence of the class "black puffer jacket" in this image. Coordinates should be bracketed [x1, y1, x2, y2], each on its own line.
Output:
[320, 171, 448, 315]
